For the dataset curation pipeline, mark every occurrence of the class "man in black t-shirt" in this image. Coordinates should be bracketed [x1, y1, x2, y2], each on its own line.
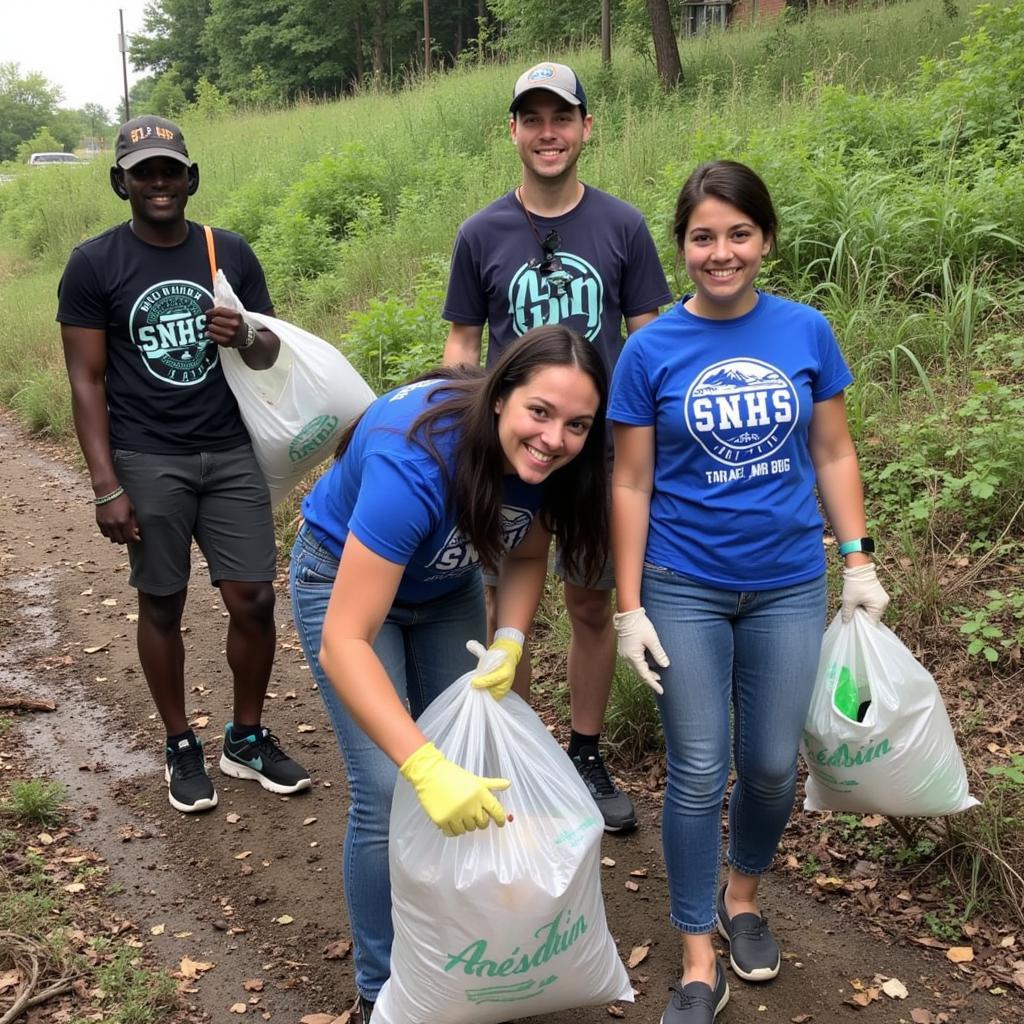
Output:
[443, 63, 673, 835]
[57, 116, 310, 813]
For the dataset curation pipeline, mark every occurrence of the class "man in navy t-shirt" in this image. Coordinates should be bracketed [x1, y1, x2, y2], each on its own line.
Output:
[57, 116, 311, 814]
[442, 63, 673, 833]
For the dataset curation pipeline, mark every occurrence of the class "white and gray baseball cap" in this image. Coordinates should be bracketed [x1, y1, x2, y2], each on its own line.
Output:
[509, 62, 588, 116]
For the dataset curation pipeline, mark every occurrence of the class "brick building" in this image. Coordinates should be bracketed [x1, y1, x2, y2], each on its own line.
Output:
[681, 0, 791, 33]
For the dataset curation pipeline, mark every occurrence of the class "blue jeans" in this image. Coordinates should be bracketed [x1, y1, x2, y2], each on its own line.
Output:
[642, 566, 826, 934]
[289, 524, 484, 999]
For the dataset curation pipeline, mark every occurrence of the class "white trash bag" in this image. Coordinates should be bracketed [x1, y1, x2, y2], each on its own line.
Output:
[374, 678, 634, 1024]
[802, 610, 978, 816]
[213, 270, 374, 507]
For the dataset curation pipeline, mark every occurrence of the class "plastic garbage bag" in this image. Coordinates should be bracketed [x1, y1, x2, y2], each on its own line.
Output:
[373, 677, 634, 1024]
[213, 270, 374, 507]
[802, 610, 978, 816]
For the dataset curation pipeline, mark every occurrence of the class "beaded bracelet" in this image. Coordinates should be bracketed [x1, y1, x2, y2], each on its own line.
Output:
[94, 486, 125, 506]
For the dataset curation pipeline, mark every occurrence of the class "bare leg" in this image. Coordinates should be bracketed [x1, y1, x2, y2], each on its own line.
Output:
[680, 933, 719, 986]
[219, 580, 276, 725]
[137, 589, 188, 735]
[564, 583, 615, 734]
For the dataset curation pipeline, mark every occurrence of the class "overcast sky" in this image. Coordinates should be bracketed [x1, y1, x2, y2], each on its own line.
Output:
[2, 0, 150, 114]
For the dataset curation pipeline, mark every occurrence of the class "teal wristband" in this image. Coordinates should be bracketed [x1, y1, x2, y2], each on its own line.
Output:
[838, 537, 875, 556]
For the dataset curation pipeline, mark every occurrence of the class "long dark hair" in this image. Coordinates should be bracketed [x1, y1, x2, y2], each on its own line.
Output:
[673, 160, 778, 249]
[339, 326, 609, 585]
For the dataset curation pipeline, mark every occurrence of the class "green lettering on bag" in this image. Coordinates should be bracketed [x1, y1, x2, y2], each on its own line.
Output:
[443, 908, 587, 978]
[288, 414, 339, 463]
[805, 732, 892, 769]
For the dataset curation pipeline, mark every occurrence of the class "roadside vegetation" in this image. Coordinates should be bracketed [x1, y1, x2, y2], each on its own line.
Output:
[0, 0, 1021, 960]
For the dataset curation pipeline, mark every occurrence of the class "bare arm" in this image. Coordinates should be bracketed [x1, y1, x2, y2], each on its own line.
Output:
[809, 393, 871, 569]
[60, 324, 139, 544]
[443, 323, 484, 367]
[318, 536, 428, 766]
[207, 304, 281, 370]
[611, 424, 656, 610]
[493, 517, 551, 634]
[625, 310, 659, 335]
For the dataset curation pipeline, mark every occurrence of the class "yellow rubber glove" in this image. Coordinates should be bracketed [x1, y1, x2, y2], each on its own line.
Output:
[466, 627, 524, 701]
[399, 741, 510, 837]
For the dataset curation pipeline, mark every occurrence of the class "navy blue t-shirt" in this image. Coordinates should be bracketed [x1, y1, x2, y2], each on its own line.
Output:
[609, 294, 853, 590]
[443, 186, 672, 381]
[57, 221, 272, 454]
[302, 379, 542, 605]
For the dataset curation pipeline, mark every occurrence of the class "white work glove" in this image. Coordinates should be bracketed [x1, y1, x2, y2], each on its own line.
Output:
[841, 563, 890, 624]
[466, 627, 524, 701]
[612, 608, 669, 695]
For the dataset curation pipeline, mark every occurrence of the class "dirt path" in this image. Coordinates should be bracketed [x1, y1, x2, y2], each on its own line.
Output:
[0, 408, 1013, 1024]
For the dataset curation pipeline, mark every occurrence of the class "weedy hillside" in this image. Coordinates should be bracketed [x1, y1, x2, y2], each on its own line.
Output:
[0, 0, 1021, 936]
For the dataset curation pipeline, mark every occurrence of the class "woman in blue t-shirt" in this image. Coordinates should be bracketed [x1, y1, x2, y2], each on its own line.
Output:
[289, 325, 608, 1019]
[608, 161, 889, 1024]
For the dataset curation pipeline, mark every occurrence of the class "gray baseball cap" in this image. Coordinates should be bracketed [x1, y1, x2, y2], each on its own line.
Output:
[510, 62, 588, 116]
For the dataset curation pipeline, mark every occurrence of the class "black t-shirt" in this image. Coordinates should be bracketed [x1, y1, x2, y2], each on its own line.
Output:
[57, 221, 273, 454]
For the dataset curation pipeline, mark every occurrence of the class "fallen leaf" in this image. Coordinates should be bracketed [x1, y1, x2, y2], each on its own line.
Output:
[101, 598, 117, 606]
[297, 723, 316, 733]
[243, 979, 264, 992]
[230, 1004, 247, 1014]
[815, 874, 845, 890]
[909, 935, 947, 949]
[946, 946, 974, 963]
[234, 850, 252, 860]
[999, 935, 1016, 948]
[860, 814, 885, 828]
[910, 1010, 933, 1024]
[607, 1004, 625, 1018]
[300, 1015, 340, 1024]
[303, 816, 317, 826]
[882, 978, 908, 999]
[627, 944, 650, 968]
[629, 868, 649, 878]
[0, 970, 21, 993]
[83, 641, 110, 654]
[192, 715, 210, 728]
[323, 938, 352, 960]
[276, 914, 294, 925]
[624, 881, 640, 892]
[64, 883, 86, 893]
[790, 1016, 814, 1023]
[37, 833, 54, 845]
[80, 587, 93, 596]
[601, 857, 616, 867]
[150, 924, 166, 936]
[226, 813, 241, 824]
[179, 957, 215, 979]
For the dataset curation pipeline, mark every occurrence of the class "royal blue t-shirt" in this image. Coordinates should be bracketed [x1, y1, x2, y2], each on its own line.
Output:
[301, 379, 541, 604]
[608, 293, 853, 590]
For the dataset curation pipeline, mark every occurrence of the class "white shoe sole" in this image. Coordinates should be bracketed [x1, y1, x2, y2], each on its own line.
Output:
[219, 754, 312, 794]
[164, 764, 218, 813]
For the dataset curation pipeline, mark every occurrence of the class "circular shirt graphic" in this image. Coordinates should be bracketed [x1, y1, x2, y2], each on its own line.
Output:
[684, 357, 799, 466]
[129, 279, 217, 386]
[507, 253, 605, 343]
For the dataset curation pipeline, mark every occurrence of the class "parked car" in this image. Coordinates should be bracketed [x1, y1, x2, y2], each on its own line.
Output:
[27, 152, 81, 166]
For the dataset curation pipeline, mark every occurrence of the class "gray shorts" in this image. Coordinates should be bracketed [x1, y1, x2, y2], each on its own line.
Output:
[481, 543, 615, 591]
[112, 444, 276, 596]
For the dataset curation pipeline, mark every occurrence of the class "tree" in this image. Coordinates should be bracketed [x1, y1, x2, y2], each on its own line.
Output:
[130, 0, 214, 102]
[16, 126, 63, 162]
[644, 0, 682, 91]
[0, 63, 62, 162]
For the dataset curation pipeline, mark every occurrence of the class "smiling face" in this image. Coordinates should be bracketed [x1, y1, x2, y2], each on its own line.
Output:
[122, 156, 191, 241]
[510, 92, 592, 187]
[682, 196, 772, 320]
[494, 363, 600, 485]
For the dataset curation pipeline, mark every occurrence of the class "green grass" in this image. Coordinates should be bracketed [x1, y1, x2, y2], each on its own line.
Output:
[2, 778, 67, 826]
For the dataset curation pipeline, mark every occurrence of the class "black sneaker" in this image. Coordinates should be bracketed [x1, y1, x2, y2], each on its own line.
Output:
[219, 723, 312, 794]
[661, 963, 729, 1024]
[165, 732, 218, 813]
[571, 745, 637, 833]
[716, 883, 780, 981]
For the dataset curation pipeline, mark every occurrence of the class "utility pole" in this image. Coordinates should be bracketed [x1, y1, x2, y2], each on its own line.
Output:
[119, 9, 130, 120]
